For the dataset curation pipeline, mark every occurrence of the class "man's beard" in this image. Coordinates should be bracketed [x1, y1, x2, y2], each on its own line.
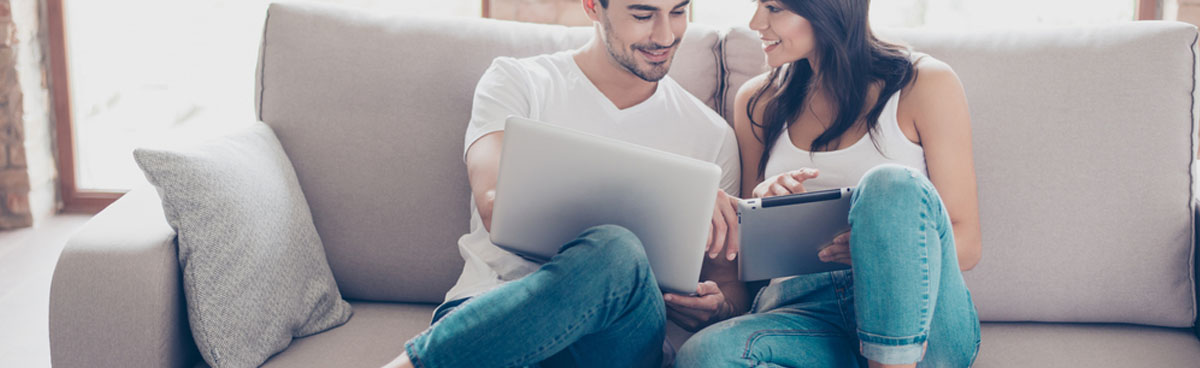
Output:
[601, 18, 679, 82]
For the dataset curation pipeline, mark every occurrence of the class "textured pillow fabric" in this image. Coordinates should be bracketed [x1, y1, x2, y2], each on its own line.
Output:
[134, 121, 352, 368]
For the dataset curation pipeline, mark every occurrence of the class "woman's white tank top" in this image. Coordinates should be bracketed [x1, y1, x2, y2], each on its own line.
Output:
[761, 90, 928, 191]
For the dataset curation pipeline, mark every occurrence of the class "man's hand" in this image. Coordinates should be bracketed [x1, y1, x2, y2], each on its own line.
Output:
[818, 231, 852, 266]
[706, 190, 741, 261]
[664, 281, 734, 332]
[751, 168, 819, 198]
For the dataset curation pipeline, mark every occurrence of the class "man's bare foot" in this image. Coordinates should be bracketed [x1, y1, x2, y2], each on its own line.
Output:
[381, 352, 415, 368]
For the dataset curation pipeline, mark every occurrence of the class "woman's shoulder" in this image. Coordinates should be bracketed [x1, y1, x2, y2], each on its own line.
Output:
[902, 55, 960, 95]
[736, 72, 775, 104]
[899, 55, 965, 107]
[898, 54, 969, 128]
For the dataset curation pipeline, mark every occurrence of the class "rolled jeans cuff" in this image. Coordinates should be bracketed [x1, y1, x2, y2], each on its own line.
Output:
[858, 332, 926, 365]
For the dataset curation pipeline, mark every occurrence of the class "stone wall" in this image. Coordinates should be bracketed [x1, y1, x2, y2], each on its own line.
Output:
[0, 0, 54, 230]
[0, 0, 30, 229]
[14, 0, 54, 225]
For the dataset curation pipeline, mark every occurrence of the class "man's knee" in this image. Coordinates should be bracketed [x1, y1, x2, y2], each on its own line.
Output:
[572, 224, 650, 273]
[556, 225, 659, 295]
[675, 323, 744, 367]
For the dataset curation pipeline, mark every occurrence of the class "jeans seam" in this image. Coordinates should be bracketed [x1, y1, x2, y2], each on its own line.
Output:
[920, 210, 931, 335]
[509, 299, 603, 366]
[404, 324, 437, 366]
[770, 302, 841, 314]
[405, 340, 428, 368]
[743, 329, 842, 361]
[831, 271, 854, 330]
[918, 186, 934, 335]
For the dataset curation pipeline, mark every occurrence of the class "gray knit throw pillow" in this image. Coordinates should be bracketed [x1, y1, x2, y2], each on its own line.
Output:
[134, 122, 352, 367]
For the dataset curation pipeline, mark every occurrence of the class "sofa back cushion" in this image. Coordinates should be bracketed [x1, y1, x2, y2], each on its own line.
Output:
[722, 22, 1199, 327]
[256, 1, 723, 303]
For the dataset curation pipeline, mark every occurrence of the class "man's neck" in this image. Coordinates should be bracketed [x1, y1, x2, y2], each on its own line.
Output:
[573, 38, 659, 110]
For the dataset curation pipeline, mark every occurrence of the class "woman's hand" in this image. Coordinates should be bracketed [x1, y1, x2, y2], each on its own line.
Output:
[751, 168, 819, 198]
[818, 231, 852, 266]
[706, 190, 741, 261]
[664, 281, 734, 332]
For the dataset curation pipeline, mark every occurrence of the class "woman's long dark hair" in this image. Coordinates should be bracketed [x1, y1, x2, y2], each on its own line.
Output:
[748, 0, 918, 179]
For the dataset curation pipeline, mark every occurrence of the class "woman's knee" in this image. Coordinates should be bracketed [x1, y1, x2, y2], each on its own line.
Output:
[851, 164, 940, 220]
[847, 165, 945, 258]
[855, 164, 928, 202]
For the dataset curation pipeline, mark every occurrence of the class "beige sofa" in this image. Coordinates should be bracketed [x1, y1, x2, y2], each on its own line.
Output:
[49, 1, 1200, 366]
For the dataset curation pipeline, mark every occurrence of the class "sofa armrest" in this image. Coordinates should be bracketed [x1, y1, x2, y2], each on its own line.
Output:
[49, 188, 199, 367]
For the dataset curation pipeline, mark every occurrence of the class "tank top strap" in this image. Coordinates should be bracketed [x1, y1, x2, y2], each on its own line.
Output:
[872, 91, 903, 143]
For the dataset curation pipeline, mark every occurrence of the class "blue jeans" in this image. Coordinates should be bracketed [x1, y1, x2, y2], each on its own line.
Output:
[677, 164, 981, 367]
[405, 225, 667, 368]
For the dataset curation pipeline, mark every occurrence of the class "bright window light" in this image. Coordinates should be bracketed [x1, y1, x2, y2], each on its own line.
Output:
[69, 0, 481, 191]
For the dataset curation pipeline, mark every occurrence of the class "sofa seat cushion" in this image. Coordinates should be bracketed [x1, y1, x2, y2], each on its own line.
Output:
[667, 321, 1200, 367]
[261, 302, 437, 367]
[972, 323, 1200, 367]
[266, 311, 1200, 367]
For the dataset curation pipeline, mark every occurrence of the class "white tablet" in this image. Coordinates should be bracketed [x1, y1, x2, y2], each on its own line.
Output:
[737, 188, 854, 281]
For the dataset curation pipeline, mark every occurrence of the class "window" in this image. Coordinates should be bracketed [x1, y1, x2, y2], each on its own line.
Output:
[52, 0, 481, 210]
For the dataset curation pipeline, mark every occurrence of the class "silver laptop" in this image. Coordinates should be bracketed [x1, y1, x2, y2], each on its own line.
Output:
[489, 116, 721, 295]
[737, 188, 854, 281]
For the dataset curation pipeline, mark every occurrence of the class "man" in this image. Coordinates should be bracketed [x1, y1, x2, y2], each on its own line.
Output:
[386, 1, 746, 366]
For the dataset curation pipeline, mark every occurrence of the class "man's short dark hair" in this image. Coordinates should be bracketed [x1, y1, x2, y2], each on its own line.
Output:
[597, 0, 608, 8]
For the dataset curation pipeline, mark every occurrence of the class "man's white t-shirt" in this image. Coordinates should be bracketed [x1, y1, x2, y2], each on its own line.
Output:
[445, 51, 740, 303]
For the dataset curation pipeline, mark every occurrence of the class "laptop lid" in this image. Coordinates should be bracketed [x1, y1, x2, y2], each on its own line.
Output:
[489, 116, 721, 295]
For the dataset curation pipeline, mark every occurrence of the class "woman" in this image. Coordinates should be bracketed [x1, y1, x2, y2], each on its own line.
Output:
[672, 0, 982, 366]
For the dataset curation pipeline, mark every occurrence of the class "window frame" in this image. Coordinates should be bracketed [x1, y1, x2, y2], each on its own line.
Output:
[48, 0, 125, 214]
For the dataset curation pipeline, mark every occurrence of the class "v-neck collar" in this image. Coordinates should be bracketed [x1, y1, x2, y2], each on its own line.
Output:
[565, 52, 664, 115]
